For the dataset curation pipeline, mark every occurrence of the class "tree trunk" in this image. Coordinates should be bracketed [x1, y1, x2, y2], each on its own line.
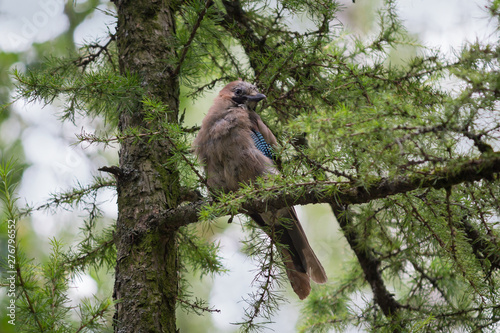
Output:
[113, 1, 180, 332]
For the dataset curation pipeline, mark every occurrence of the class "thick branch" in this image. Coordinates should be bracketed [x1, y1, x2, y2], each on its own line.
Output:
[159, 153, 500, 229]
[461, 218, 500, 272]
[333, 205, 402, 319]
[245, 154, 500, 212]
[219, 0, 270, 61]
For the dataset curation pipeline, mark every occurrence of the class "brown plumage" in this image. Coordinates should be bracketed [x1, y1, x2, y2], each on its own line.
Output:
[193, 80, 327, 299]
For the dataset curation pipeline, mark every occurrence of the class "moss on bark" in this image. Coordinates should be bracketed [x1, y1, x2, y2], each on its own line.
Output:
[113, 0, 180, 332]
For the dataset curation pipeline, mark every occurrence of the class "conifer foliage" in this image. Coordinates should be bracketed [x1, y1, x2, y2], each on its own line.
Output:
[4, 0, 500, 332]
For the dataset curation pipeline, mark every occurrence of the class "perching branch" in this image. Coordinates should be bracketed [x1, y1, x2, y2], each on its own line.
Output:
[146, 145, 499, 328]
[155, 153, 500, 230]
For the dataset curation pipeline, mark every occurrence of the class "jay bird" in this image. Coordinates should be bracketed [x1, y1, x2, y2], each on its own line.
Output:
[193, 80, 327, 299]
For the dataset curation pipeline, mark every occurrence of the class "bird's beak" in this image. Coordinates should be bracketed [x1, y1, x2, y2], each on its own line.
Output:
[245, 93, 266, 102]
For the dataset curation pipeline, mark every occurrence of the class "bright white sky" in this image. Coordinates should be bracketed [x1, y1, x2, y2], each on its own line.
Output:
[0, 0, 114, 52]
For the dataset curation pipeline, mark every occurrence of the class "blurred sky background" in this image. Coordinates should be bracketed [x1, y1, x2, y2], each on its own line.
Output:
[0, 0, 498, 332]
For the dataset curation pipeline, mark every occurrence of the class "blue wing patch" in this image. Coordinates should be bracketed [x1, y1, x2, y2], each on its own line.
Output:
[251, 130, 274, 160]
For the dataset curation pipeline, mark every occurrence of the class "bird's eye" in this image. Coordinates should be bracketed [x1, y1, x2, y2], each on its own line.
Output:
[234, 88, 243, 96]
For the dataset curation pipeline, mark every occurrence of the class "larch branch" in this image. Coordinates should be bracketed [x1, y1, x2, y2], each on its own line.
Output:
[159, 153, 500, 229]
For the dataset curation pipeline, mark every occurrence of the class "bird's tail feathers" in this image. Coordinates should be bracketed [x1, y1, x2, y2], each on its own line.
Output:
[252, 208, 327, 299]
[281, 208, 327, 285]
[282, 249, 311, 300]
[304, 249, 328, 284]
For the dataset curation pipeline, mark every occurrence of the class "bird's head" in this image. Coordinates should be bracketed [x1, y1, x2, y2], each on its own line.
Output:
[219, 80, 266, 110]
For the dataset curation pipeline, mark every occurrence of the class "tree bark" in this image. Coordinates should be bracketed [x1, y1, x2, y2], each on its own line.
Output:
[113, 1, 180, 332]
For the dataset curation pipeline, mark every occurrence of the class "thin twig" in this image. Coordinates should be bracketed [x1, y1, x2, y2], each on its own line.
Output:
[74, 34, 116, 71]
[176, 297, 221, 313]
[75, 303, 111, 333]
[163, 135, 207, 186]
[173, 0, 214, 76]
[21, 179, 116, 216]
[17, 265, 44, 331]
